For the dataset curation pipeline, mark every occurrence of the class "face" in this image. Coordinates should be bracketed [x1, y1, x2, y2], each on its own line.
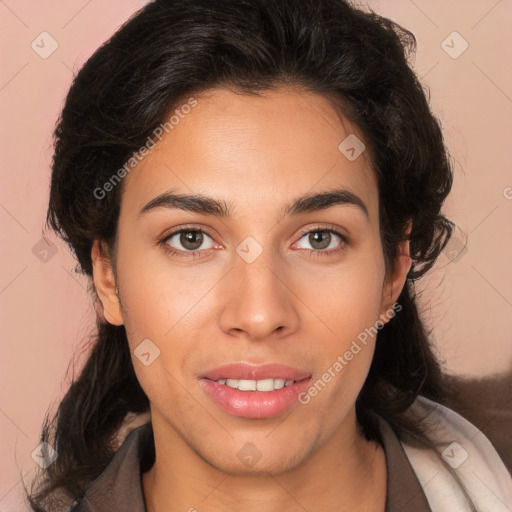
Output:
[92, 86, 410, 476]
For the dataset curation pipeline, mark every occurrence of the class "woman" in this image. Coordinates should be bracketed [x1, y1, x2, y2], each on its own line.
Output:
[26, 0, 512, 511]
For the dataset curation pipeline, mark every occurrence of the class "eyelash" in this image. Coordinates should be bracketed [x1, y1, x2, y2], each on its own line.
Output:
[158, 224, 348, 260]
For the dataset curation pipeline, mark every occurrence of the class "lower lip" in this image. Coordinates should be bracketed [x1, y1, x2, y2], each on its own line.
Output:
[199, 377, 312, 419]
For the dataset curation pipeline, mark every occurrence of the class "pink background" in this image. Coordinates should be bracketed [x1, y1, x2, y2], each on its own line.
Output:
[1, 1, 511, 510]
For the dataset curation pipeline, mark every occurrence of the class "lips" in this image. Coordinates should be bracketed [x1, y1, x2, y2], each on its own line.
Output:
[199, 362, 312, 382]
[199, 377, 312, 418]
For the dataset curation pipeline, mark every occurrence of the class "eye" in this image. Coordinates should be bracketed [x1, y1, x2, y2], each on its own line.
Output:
[293, 227, 347, 255]
[160, 228, 217, 258]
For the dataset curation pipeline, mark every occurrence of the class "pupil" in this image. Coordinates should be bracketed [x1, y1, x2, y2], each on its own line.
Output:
[182, 230, 203, 250]
[310, 231, 329, 250]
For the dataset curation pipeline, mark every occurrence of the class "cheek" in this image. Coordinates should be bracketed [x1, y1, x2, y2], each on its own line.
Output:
[306, 249, 384, 338]
[114, 242, 211, 387]
[115, 238, 191, 338]
[300, 245, 385, 390]
[301, 272, 383, 421]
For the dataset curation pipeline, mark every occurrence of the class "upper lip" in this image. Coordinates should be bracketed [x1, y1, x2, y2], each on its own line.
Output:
[200, 362, 312, 381]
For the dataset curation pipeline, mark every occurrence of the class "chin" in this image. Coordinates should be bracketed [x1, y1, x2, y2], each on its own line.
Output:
[201, 444, 309, 477]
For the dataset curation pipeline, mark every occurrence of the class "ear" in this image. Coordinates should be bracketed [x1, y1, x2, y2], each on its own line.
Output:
[378, 221, 412, 326]
[91, 239, 124, 326]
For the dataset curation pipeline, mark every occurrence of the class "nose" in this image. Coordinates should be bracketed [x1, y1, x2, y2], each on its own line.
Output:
[218, 246, 300, 342]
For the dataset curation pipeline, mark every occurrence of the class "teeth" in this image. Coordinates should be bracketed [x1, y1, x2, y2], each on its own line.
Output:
[217, 378, 297, 391]
[273, 379, 285, 390]
[237, 379, 256, 391]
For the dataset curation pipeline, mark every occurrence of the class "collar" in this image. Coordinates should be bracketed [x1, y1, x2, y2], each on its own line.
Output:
[71, 411, 431, 512]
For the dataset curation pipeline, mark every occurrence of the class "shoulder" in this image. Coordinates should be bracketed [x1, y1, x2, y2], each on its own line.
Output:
[441, 370, 512, 472]
[68, 420, 153, 512]
[401, 395, 512, 512]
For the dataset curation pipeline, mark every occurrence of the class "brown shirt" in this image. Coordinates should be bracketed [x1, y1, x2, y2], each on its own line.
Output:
[70, 413, 432, 512]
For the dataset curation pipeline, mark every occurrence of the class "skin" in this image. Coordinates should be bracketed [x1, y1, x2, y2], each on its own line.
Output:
[92, 86, 412, 512]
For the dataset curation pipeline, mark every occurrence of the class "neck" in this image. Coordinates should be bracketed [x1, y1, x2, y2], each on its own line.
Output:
[142, 408, 387, 512]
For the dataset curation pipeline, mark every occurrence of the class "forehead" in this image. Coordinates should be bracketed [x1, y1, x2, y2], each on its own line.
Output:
[120, 87, 378, 221]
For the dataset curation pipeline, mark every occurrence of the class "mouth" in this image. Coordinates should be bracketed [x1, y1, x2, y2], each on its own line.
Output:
[203, 376, 303, 391]
[199, 361, 312, 382]
[198, 362, 313, 418]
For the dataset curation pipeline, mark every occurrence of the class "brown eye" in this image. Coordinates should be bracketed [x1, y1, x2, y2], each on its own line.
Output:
[308, 231, 331, 250]
[163, 229, 215, 253]
[180, 230, 204, 250]
[295, 229, 346, 253]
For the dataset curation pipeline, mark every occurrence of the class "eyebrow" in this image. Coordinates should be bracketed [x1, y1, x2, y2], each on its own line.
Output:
[139, 187, 369, 220]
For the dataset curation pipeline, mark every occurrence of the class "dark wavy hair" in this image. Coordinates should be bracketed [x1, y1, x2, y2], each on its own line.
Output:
[26, 0, 459, 509]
